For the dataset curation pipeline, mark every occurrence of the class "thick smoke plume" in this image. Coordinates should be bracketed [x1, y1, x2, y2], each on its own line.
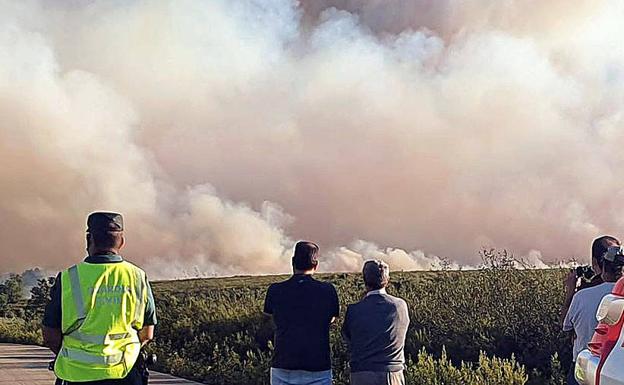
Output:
[1, 0, 623, 278]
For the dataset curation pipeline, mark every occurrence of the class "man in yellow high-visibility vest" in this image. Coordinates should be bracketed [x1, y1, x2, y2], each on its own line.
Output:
[42, 212, 157, 385]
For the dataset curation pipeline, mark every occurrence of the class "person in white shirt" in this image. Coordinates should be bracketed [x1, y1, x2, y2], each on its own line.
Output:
[563, 238, 623, 385]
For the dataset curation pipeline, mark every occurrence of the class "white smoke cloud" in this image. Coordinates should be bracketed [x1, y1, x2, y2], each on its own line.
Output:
[0, 0, 622, 277]
[324, 240, 463, 272]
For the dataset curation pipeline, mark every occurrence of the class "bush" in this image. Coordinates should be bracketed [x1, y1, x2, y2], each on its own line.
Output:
[406, 348, 527, 385]
[0, 259, 572, 385]
[0, 317, 42, 345]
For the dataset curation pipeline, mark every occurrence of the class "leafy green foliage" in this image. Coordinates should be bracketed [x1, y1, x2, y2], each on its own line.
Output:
[0, 258, 571, 384]
[0, 317, 41, 344]
[145, 260, 569, 384]
[0, 274, 25, 317]
[26, 277, 55, 318]
[406, 348, 527, 385]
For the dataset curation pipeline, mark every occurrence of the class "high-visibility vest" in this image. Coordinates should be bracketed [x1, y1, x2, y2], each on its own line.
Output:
[54, 260, 147, 382]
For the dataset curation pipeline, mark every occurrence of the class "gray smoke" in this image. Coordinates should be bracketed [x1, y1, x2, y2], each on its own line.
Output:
[1, 0, 623, 277]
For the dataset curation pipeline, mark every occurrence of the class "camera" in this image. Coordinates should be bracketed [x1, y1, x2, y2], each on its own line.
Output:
[575, 265, 595, 282]
[603, 245, 624, 266]
[141, 351, 157, 367]
[137, 350, 158, 385]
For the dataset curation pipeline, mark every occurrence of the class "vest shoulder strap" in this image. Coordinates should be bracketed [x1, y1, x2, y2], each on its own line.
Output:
[65, 264, 86, 334]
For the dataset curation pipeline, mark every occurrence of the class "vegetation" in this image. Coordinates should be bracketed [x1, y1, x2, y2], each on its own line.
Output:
[0, 252, 572, 385]
[0, 274, 24, 315]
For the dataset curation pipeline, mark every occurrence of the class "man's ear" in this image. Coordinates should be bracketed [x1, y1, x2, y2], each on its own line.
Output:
[86, 233, 91, 248]
[312, 260, 319, 271]
[119, 235, 126, 250]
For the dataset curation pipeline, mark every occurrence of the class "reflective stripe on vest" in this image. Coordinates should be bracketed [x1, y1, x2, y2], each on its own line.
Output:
[133, 268, 145, 325]
[66, 331, 133, 345]
[59, 347, 124, 365]
[65, 265, 86, 334]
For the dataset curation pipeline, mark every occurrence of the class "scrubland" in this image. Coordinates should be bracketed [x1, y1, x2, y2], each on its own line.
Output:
[0, 253, 571, 384]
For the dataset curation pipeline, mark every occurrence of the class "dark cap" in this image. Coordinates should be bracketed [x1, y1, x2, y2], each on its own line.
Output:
[87, 212, 124, 233]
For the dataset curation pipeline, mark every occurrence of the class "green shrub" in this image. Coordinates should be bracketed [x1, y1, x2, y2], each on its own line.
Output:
[406, 348, 527, 385]
[0, 317, 42, 345]
[0, 262, 572, 385]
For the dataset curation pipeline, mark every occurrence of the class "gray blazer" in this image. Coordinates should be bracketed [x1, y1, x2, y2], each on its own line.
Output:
[342, 291, 410, 373]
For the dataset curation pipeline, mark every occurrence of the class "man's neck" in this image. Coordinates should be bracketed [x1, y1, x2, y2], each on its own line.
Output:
[602, 273, 621, 283]
[366, 287, 387, 296]
[89, 250, 118, 256]
[293, 269, 314, 275]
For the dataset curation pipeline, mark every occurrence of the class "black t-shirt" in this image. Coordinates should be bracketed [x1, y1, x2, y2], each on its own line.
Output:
[263, 274, 339, 371]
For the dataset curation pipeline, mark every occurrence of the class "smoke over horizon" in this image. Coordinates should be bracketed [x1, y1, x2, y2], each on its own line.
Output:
[1, 0, 623, 278]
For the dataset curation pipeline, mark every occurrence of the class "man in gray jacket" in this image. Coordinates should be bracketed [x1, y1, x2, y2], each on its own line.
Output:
[342, 260, 410, 385]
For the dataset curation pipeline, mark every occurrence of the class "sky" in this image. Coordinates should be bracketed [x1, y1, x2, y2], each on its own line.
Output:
[1, 0, 623, 278]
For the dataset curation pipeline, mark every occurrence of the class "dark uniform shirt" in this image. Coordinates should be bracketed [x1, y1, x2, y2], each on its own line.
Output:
[42, 254, 157, 328]
[263, 274, 339, 372]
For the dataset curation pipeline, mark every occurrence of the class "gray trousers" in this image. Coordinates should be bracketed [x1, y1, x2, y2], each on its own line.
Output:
[350, 371, 405, 385]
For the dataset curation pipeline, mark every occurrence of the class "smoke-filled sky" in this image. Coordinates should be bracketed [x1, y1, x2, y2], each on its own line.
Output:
[1, 0, 623, 278]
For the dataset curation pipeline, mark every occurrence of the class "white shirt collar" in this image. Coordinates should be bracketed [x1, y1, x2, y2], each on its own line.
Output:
[366, 288, 387, 297]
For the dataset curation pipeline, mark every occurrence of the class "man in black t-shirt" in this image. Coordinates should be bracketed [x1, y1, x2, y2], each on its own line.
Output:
[263, 241, 339, 385]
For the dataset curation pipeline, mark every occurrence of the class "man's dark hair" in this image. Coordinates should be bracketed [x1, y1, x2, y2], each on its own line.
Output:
[363, 260, 390, 290]
[89, 231, 123, 251]
[292, 241, 319, 271]
[592, 235, 621, 264]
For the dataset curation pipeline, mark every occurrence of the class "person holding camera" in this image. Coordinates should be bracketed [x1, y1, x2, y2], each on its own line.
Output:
[562, 236, 623, 385]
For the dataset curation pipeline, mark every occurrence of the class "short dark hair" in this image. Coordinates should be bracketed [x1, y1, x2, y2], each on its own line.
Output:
[363, 260, 390, 290]
[592, 235, 621, 264]
[292, 241, 319, 270]
[89, 231, 123, 250]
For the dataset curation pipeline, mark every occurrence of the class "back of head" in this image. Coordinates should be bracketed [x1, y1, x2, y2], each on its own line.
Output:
[87, 212, 124, 252]
[363, 260, 390, 290]
[292, 241, 319, 271]
[592, 235, 621, 265]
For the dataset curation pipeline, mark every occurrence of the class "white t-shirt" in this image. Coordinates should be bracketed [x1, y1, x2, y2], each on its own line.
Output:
[563, 282, 616, 360]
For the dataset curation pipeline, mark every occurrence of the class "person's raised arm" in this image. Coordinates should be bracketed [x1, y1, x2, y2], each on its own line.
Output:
[560, 271, 577, 328]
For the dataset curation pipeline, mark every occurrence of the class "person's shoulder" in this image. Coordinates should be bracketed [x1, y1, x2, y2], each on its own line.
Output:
[385, 294, 408, 307]
[267, 278, 291, 292]
[306, 276, 335, 289]
[120, 260, 147, 275]
[345, 300, 365, 314]
[381, 292, 403, 302]
[317, 280, 338, 296]
[572, 283, 608, 304]
[582, 282, 614, 296]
